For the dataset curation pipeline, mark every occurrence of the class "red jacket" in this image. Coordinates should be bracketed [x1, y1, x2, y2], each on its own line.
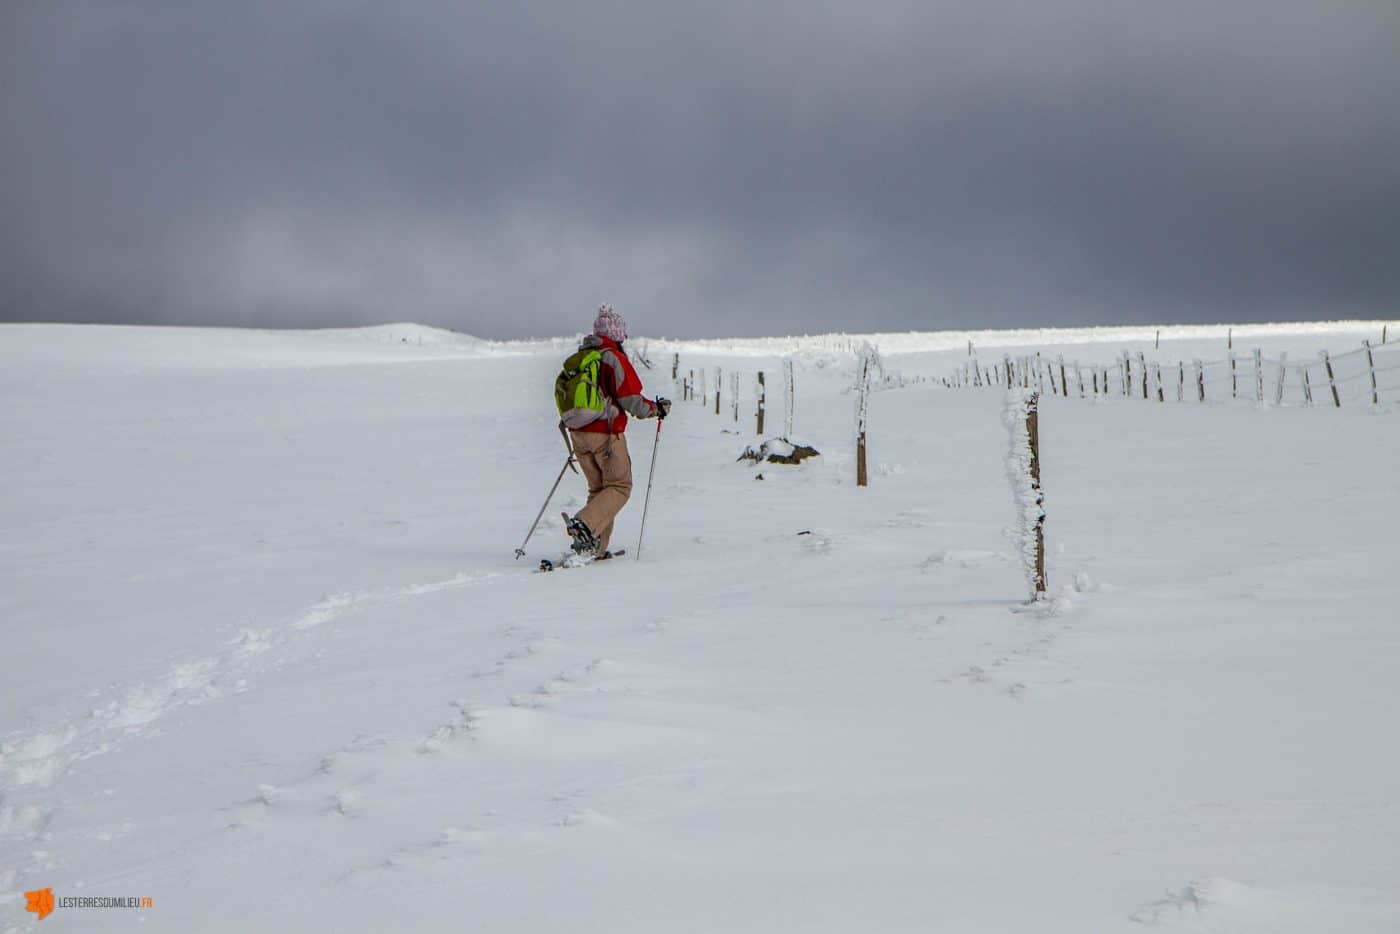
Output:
[574, 335, 657, 434]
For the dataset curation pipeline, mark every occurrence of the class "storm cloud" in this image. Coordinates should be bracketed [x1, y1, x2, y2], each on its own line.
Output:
[4, 0, 1398, 338]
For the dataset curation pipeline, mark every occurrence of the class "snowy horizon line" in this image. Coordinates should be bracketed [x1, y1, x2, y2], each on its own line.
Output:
[3, 317, 1394, 355]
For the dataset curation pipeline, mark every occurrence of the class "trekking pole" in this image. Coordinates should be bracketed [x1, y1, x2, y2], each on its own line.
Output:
[514, 455, 575, 559]
[635, 417, 663, 560]
[513, 423, 580, 559]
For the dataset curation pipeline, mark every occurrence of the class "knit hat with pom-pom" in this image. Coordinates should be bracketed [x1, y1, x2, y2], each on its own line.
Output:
[592, 303, 627, 342]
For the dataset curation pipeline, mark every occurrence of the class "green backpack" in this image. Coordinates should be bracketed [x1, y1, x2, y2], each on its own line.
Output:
[555, 349, 608, 428]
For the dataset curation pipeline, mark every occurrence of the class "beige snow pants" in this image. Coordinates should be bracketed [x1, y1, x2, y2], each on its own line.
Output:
[571, 431, 633, 553]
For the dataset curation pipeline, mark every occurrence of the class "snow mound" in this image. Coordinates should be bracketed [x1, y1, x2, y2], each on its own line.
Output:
[737, 438, 821, 465]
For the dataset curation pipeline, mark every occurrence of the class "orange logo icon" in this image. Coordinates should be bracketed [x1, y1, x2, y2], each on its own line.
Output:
[24, 888, 54, 920]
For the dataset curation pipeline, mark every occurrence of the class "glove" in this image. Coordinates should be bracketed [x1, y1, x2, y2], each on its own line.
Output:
[654, 397, 672, 419]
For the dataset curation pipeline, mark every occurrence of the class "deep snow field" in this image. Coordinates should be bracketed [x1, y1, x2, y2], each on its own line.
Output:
[2, 320, 1398, 933]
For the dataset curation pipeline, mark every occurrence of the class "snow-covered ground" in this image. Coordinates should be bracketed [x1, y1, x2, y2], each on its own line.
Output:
[2, 321, 1397, 933]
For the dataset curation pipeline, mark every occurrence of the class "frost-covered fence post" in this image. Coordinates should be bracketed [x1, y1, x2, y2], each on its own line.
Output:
[1253, 349, 1264, 404]
[1092, 370, 1100, 395]
[1275, 352, 1288, 405]
[1321, 351, 1341, 407]
[672, 354, 679, 381]
[1194, 360, 1205, 402]
[783, 358, 795, 436]
[1058, 356, 1069, 397]
[1300, 365, 1314, 406]
[731, 371, 739, 422]
[1154, 363, 1164, 402]
[756, 371, 766, 435]
[1177, 362, 1185, 402]
[1046, 357, 1057, 395]
[1121, 353, 1130, 396]
[856, 353, 872, 488]
[1229, 352, 1238, 398]
[700, 369, 708, 409]
[1155, 329, 1160, 350]
[1004, 389, 1047, 600]
[1138, 352, 1148, 399]
[688, 370, 695, 401]
[1003, 355, 1013, 387]
[1364, 341, 1379, 405]
[1075, 362, 1085, 398]
[1035, 353, 1046, 394]
[715, 368, 722, 415]
[1228, 328, 1234, 350]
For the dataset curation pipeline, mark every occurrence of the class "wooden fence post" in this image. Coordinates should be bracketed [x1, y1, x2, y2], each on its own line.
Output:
[1058, 356, 1069, 397]
[1253, 349, 1264, 404]
[1046, 357, 1058, 395]
[715, 368, 722, 414]
[1229, 352, 1238, 399]
[1092, 370, 1099, 395]
[1321, 351, 1341, 407]
[1026, 392, 1047, 596]
[1138, 352, 1148, 399]
[784, 359, 795, 437]
[1275, 352, 1288, 405]
[1177, 361, 1185, 402]
[1364, 341, 1379, 405]
[1301, 365, 1313, 406]
[672, 354, 679, 380]
[856, 354, 871, 487]
[1154, 363, 1164, 402]
[1075, 362, 1084, 398]
[731, 371, 739, 422]
[1121, 352, 1130, 396]
[1228, 328, 1233, 350]
[688, 370, 695, 401]
[756, 372, 766, 435]
[700, 368, 707, 408]
[1195, 360, 1205, 402]
[1155, 329, 1160, 350]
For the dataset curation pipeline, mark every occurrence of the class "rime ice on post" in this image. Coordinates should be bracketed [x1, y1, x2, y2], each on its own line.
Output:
[856, 352, 873, 487]
[1003, 388, 1046, 600]
[783, 358, 795, 436]
[756, 372, 766, 435]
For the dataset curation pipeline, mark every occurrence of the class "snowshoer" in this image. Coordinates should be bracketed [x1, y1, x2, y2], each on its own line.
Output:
[557, 304, 669, 556]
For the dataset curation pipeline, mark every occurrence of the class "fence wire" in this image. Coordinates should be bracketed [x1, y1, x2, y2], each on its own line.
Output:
[937, 339, 1400, 408]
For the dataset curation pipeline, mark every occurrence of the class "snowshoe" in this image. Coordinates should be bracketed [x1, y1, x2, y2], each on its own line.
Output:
[538, 548, 624, 573]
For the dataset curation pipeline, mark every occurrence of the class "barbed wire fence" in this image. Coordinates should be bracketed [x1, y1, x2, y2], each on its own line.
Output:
[933, 336, 1400, 410]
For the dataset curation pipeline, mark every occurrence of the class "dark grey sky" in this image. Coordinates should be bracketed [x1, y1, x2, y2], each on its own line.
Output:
[4, 1, 1398, 339]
